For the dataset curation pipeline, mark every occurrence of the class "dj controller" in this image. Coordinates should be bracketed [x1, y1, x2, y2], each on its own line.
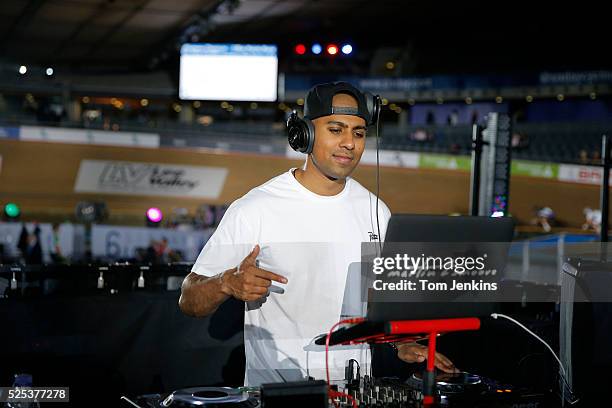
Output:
[131, 371, 555, 407]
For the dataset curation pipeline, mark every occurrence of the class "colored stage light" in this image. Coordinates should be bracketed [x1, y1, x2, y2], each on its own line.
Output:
[326, 44, 338, 55]
[146, 207, 163, 224]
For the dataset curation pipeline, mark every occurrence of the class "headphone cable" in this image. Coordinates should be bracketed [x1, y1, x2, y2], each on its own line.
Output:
[375, 97, 382, 255]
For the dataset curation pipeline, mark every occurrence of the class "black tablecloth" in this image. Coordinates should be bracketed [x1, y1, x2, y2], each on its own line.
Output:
[0, 291, 245, 407]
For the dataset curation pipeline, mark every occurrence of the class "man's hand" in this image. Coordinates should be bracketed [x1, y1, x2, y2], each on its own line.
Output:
[221, 245, 288, 302]
[396, 342, 459, 374]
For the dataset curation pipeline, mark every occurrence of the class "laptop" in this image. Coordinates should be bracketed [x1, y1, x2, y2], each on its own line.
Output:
[316, 214, 515, 346]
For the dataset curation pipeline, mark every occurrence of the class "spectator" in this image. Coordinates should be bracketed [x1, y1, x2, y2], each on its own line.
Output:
[511, 132, 529, 150]
[591, 150, 601, 164]
[447, 109, 459, 126]
[582, 207, 602, 235]
[578, 149, 589, 164]
[410, 128, 432, 142]
[194, 204, 216, 229]
[16, 224, 43, 264]
[143, 240, 158, 264]
[470, 110, 479, 125]
[23, 224, 43, 264]
[426, 110, 436, 125]
[530, 206, 555, 233]
[512, 108, 526, 123]
[154, 237, 170, 262]
[17, 224, 29, 260]
[50, 223, 66, 264]
[169, 207, 190, 229]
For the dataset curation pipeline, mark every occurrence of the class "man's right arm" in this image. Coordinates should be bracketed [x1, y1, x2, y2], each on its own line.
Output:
[179, 245, 287, 318]
[178, 270, 233, 317]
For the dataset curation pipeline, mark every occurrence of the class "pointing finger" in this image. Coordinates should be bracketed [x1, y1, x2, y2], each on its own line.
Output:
[255, 268, 288, 284]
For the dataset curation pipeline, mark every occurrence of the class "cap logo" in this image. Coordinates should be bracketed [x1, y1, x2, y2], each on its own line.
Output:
[331, 106, 360, 115]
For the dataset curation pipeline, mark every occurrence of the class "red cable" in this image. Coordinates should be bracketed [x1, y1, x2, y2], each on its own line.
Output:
[329, 389, 358, 408]
[325, 318, 364, 408]
[324, 317, 479, 406]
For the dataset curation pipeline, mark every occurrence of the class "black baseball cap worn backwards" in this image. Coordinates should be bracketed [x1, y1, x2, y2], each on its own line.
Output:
[303, 81, 373, 125]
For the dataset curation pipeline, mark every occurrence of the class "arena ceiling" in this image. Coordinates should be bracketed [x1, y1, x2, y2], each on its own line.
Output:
[0, 0, 608, 74]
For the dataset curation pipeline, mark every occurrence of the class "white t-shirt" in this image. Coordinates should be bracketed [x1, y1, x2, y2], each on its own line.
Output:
[192, 168, 391, 386]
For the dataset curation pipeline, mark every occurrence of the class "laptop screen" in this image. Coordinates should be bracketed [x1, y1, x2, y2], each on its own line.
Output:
[365, 214, 514, 322]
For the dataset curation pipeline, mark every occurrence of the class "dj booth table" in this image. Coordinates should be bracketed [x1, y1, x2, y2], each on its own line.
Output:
[0, 263, 567, 407]
[0, 291, 560, 407]
[0, 288, 246, 406]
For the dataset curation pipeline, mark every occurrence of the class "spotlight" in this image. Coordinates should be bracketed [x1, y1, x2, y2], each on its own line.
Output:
[326, 44, 338, 55]
[311, 43, 322, 55]
[294, 44, 306, 55]
[341, 44, 353, 55]
[3, 203, 20, 221]
[146, 207, 163, 226]
[75, 201, 108, 223]
[18, 65, 27, 75]
[197, 115, 213, 126]
[76, 202, 95, 222]
[45, 67, 54, 76]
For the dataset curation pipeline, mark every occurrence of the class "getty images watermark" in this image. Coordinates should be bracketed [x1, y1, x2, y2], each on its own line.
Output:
[370, 252, 499, 292]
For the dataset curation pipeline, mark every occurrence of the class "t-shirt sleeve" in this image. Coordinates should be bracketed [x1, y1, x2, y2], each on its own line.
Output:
[191, 202, 256, 277]
[378, 200, 392, 242]
[369, 194, 392, 243]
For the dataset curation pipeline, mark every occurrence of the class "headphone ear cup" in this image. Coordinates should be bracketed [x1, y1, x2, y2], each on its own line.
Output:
[287, 112, 315, 154]
[372, 95, 381, 124]
[303, 117, 315, 154]
[365, 93, 381, 126]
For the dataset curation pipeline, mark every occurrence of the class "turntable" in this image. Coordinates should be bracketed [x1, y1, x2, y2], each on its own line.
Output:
[133, 387, 259, 408]
[406, 371, 485, 396]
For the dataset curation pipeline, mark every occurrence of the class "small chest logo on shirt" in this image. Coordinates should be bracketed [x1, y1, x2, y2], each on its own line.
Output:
[368, 232, 379, 242]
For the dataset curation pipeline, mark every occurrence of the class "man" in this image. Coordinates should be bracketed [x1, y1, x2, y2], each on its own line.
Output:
[179, 82, 456, 386]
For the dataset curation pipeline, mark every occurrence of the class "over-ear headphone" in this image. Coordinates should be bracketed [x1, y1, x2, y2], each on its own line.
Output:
[287, 112, 315, 154]
[287, 92, 381, 154]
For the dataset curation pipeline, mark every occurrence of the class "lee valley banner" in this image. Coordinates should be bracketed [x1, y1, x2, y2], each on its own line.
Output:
[74, 159, 228, 198]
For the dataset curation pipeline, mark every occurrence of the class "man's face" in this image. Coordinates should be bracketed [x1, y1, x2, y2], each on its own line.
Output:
[310, 93, 367, 180]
